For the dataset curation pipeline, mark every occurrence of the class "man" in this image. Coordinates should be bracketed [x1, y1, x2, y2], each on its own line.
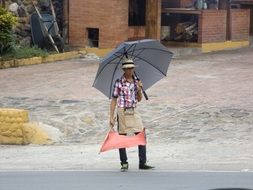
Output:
[109, 58, 154, 171]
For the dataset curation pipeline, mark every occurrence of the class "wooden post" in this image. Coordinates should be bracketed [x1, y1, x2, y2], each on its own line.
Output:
[219, 0, 231, 40]
[227, 0, 231, 40]
[63, 0, 69, 27]
[63, 0, 69, 43]
[145, 0, 161, 40]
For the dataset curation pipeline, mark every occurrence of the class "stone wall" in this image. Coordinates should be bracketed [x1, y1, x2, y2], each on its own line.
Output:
[6, 0, 35, 46]
[4, 0, 63, 47]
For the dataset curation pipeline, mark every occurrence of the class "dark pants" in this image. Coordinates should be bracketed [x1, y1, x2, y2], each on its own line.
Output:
[118, 132, 147, 165]
[119, 144, 147, 165]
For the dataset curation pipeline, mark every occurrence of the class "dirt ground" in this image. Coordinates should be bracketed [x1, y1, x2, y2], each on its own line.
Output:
[0, 47, 253, 171]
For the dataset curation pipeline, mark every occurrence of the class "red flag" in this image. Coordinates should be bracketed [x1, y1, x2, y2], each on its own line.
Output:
[99, 129, 146, 153]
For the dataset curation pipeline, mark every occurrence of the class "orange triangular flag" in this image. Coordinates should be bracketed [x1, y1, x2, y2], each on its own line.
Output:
[99, 129, 146, 153]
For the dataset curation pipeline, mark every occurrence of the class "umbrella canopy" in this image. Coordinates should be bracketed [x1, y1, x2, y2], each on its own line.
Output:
[93, 39, 173, 99]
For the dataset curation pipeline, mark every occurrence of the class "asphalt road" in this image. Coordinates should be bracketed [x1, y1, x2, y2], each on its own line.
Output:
[0, 171, 252, 190]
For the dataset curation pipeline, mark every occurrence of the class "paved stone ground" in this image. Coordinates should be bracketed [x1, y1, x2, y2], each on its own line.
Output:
[0, 47, 253, 171]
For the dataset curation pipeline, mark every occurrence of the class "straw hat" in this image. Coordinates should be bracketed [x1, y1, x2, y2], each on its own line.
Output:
[121, 59, 135, 69]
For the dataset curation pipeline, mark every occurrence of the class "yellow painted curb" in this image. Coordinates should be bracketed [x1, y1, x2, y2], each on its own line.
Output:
[0, 48, 115, 70]
[0, 51, 85, 69]
[201, 41, 249, 53]
[85, 48, 113, 57]
[0, 60, 16, 69]
[0, 108, 53, 145]
[162, 41, 201, 48]
[42, 51, 80, 63]
[15, 57, 43, 66]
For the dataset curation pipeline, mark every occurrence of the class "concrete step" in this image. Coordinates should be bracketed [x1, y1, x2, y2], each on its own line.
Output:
[168, 47, 202, 58]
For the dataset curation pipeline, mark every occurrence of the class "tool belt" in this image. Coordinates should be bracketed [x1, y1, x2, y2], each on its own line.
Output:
[124, 107, 134, 115]
[117, 107, 143, 134]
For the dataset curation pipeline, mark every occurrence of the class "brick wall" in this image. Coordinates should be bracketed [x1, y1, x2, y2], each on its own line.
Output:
[230, 9, 250, 41]
[128, 27, 146, 41]
[69, 0, 129, 48]
[241, 5, 253, 35]
[198, 10, 227, 43]
[69, 0, 148, 48]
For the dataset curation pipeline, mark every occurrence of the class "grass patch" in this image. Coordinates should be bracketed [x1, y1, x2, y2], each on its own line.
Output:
[0, 46, 49, 61]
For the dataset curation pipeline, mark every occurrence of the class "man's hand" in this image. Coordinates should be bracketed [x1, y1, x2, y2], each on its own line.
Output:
[109, 98, 117, 130]
[137, 80, 143, 92]
[109, 116, 116, 128]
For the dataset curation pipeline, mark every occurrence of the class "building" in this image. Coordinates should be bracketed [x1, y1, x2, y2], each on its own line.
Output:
[67, 0, 251, 52]
[161, 0, 250, 52]
[1, 0, 250, 52]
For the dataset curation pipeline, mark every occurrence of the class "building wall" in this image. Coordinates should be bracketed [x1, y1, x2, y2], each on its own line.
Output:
[69, 0, 147, 48]
[241, 4, 253, 35]
[198, 10, 227, 43]
[230, 9, 250, 40]
[128, 27, 146, 41]
[69, 0, 129, 48]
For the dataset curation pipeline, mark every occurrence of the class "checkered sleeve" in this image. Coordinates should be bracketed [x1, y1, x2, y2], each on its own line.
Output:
[112, 79, 120, 98]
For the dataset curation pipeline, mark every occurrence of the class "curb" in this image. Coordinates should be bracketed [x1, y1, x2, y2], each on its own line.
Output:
[0, 50, 87, 69]
[1, 42, 250, 69]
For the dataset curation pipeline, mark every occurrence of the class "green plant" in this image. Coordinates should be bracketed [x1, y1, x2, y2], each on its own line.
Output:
[0, 6, 17, 54]
[1, 46, 48, 61]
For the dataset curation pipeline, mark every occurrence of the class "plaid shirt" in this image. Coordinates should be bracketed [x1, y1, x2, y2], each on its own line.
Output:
[112, 75, 138, 108]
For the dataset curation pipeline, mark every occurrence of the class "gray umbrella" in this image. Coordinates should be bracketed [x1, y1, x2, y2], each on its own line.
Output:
[93, 39, 173, 99]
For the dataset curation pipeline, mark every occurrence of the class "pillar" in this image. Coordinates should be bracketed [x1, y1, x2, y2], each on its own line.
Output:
[145, 0, 161, 40]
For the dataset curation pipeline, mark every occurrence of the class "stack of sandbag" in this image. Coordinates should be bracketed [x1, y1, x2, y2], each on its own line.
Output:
[0, 108, 53, 145]
[0, 108, 29, 144]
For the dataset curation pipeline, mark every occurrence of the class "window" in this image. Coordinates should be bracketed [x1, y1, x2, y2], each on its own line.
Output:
[128, 0, 146, 26]
[87, 28, 99, 47]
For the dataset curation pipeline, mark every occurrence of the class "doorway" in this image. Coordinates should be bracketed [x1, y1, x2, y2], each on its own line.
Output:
[87, 28, 99, 47]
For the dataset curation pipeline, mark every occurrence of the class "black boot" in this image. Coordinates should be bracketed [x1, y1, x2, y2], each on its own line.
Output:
[139, 163, 155, 170]
[121, 162, 129, 172]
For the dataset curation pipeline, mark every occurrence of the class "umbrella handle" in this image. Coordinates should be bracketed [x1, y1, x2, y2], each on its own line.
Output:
[142, 88, 149, 100]
[134, 71, 149, 100]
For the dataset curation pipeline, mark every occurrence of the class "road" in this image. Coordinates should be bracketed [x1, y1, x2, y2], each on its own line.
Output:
[0, 171, 253, 190]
